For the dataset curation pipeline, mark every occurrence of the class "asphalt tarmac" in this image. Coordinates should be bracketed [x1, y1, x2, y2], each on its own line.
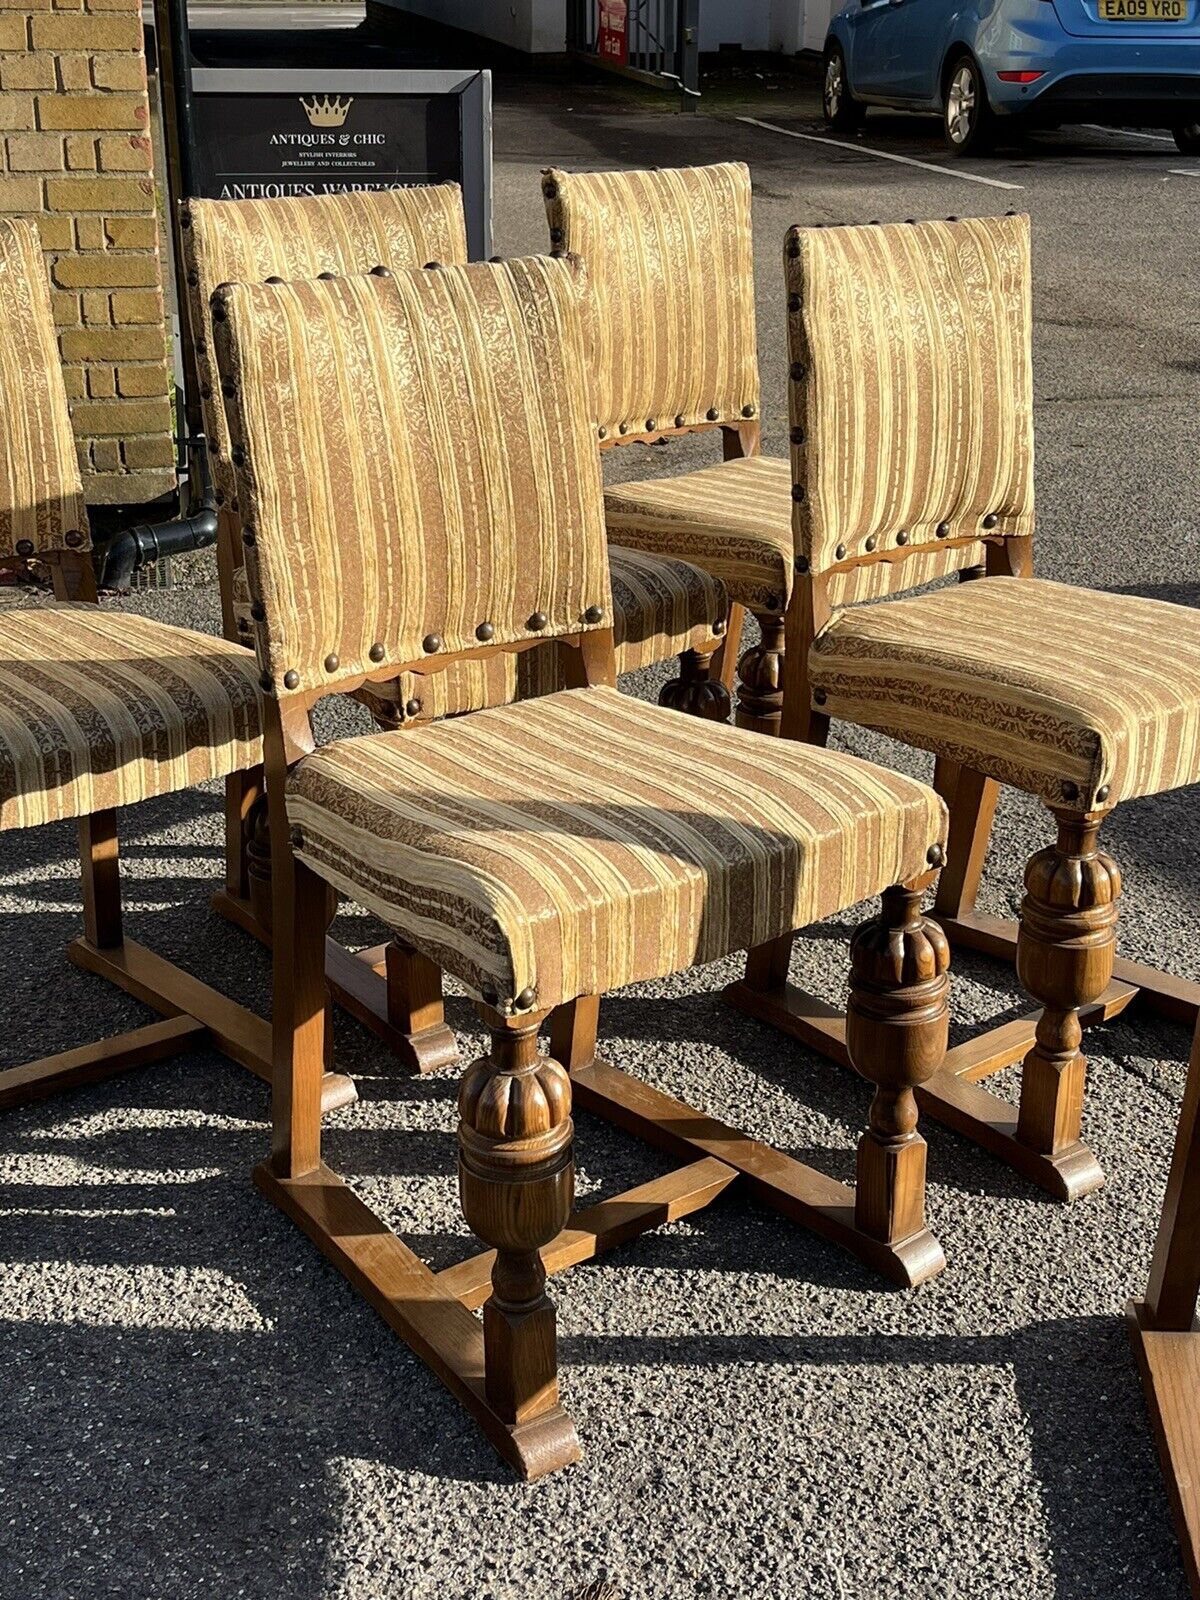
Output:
[1, 65, 1198, 1600]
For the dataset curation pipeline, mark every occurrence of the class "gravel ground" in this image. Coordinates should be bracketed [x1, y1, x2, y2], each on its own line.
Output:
[2, 62, 1199, 1600]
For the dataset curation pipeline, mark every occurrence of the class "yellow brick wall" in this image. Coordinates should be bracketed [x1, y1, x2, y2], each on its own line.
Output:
[0, 0, 174, 507]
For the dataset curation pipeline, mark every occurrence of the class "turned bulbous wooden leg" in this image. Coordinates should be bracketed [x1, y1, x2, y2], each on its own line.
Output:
[659, 647, 732, 722]
[458, 1018, 574, 1425]
[735, 613, 785, 735]
[245, 793, 274, 935]
[366, 695, 403, 732]
[1016, 807, 1120, 1159]
[847, 885, 950, 1251]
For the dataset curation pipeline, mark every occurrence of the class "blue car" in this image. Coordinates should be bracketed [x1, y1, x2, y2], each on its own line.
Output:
[823, 0, 1200, 155]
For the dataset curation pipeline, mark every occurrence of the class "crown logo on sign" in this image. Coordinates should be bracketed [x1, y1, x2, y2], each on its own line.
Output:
[300, 95, 354, 128]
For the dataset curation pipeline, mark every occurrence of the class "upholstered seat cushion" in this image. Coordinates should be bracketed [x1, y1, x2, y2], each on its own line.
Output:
[609, 544, 725, 673]
[604, 456, 794, 616]
[604, 456, 979, 617]
[287, 684, 945, 1012]
[0, 606, 262, 830]
[810, 576, 1200, 810]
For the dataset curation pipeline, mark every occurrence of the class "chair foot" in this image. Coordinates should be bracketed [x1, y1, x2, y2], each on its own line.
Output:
[734, 613, 785, 734]
[874, 1227, 947, 1289]
[659, 648, 732, 722]
[254, 1159, 582, 1479]
[1035, 1141, 1106, 1201]
[1127, 1299, 1200, 1596]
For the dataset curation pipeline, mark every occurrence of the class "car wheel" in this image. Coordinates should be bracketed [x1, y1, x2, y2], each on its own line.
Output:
[943, 53, 994, 156]
[1173, 122, 1200, 155]
[824, 44, 865, 133]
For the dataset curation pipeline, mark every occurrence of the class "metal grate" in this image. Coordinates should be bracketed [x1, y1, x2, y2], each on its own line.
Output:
[567, 0, 700, 100]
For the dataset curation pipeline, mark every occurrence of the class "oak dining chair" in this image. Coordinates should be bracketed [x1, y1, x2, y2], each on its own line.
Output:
[212, 251, 956, 1477]
[0, 216, 351, 1116]
[729, 211, 1200, 1204]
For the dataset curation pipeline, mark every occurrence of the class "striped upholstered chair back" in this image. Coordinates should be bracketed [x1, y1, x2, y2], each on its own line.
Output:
[181, 186, 468, 493]
[541, 162, 759, 448]
[212, 256, 612, 699]
[786, 213, 1035, 608]
[182, 187, 518, 728]
[0, 219, 90, 568]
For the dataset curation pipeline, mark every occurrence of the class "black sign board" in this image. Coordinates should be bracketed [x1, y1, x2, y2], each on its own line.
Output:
[151, 0, 494, 434]
[189, 69, 492, 260]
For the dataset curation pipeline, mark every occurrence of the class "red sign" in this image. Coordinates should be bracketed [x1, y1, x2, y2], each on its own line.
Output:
[598, 0, 629, 66]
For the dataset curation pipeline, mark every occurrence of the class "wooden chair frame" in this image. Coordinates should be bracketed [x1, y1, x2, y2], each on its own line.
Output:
[1129, 1018, 1200, 1596]
[0, 543, 355, 1116]
[257, 624, 954, 1478]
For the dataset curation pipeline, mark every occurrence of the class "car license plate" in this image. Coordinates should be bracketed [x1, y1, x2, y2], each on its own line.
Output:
[1098, 0, 1186, 18]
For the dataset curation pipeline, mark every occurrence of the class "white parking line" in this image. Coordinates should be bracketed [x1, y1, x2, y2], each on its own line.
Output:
[1081, 123, 1175, 144]
[737, 115, 1025, 191]
[1170, 168, 1200, 177]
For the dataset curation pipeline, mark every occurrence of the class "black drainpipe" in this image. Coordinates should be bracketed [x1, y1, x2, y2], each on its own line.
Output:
[98, 432, 219, 591]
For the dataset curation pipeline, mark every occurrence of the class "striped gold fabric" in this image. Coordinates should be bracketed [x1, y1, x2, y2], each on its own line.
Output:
[516, 544, 727, 700]
[215, 257, 612, 698]
[604, 457, 793, 615]
[182, 187, 468, 488]
[288, 684, 947, 1010]
[544, 163, 759, 442]
[825, 543, 987, 608]
[229, 541, 722, 719]
[788, 214, 1035, 580]
[0, 605, 262, 831]
[810, 576, 1200, 809]
[607, 544, 725, 673]
[368, 543, 724, 714]
[0, 220, 90, 563]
